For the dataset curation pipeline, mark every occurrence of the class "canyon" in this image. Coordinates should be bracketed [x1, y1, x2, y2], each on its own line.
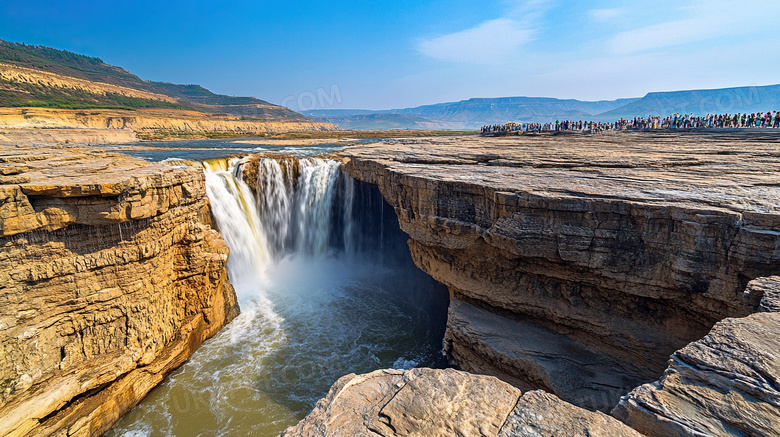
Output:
[0, 144, 239, 436]
[314, 132, 780, 435]
[1, 131, 779, 436]
[235, 132, 780, 435]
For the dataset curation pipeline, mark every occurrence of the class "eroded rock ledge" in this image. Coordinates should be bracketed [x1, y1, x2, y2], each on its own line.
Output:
[613, 276, 780, 436]
[0, 145, 239, 436]
[281, 368, 640, 437]
[334, 133, 780, 420]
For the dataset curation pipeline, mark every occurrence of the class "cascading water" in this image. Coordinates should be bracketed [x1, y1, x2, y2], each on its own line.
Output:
[109, 152, 448, 437]
[251, 157, 354, 258]
[253, 158, 294, 257]
[203, 159, 271, 286]
[291, 159, 343, 255]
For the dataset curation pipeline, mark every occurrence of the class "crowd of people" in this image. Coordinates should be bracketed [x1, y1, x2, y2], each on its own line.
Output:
[481, 122, 522, 133]
[480, 111, 780, 135]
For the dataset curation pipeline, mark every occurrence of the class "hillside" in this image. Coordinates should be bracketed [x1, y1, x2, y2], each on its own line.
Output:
[0, 40, 307, 121]
[595, 84, 780, 120]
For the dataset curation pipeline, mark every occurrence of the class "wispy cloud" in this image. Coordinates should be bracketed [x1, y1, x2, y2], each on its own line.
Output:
[417, 18, 533, 64]
[588, 8, 625, 22]
[416, 0, 550, 64]
[608, 0, 780, 55]
[396, 0, 780, 108]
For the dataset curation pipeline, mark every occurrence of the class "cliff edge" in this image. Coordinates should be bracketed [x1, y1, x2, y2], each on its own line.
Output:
[281, 368, 641, 437]
[0, 144, 239, 436]
[328, 131, 780, 434]
[613, 276, 780, 436]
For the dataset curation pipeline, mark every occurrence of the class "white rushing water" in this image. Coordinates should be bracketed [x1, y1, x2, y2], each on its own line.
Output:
[203, 159, 271, 287]
[108, 155, 447, 437]
[251, 157, 353, 258]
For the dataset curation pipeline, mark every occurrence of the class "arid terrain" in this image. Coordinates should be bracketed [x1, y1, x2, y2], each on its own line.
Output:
[2, 131, 779, 437]
[295, 131, 780, 436]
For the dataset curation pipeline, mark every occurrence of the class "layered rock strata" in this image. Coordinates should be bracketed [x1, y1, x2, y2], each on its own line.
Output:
[0, 145, 239, 436]
[0, 107, 335, 144]
[612, 276, 780, 437]
[338, 132, 780, 411]
[0, 128, 139, 146]
[280, 368, 640, 437]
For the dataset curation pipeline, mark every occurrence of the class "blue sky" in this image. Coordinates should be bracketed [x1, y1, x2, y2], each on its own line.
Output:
[1, 0, 779, 110]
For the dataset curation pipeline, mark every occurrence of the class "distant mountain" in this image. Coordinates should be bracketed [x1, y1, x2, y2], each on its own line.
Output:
[395, 97, 639, 127]
[307, 85, 780, 130]
[0, 40, 307, 121]
[305, 109, 382, 117]
[595, 85, 780, 120]
[305, 97, 639, 130]
[306, 112, 462, 130]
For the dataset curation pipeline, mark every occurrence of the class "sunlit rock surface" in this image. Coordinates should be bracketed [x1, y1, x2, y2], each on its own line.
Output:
[0, 144, 238, 436]
[338, 132, 780, 415]
[0, 107, 334, 145]
[280, 368, 640, 437]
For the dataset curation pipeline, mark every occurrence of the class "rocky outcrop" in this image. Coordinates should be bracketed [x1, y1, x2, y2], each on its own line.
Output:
[238, 153, 301, 192]
[0, 107, 335, 144]
[0, 128, 139, 146]
[280, 368, 641, 437]
[444, 298, 642, 411]
[283, 278, 780, 437]
[338, 133, 780, 411]
[612, 276, 780, 437]
[0, 145, 239, 436]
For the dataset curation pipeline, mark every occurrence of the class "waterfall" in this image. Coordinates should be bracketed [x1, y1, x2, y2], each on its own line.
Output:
[201, 158, 272, 289]
[201, 156, 356, 276]
[253, 158, 294, 257]
[111, 152, 450, 437]
[292, 158, 342, 255]
[341, 176, 355, 255]
[250, 157, 355, 259]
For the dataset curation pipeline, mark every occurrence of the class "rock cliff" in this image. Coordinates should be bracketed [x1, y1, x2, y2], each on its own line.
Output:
[337, 132, 780, 414]
[284, 276, 780, 436]
[0, 108, 335, 144]
[0, 128, 139, 146]
[612, 276, 780, 437]
[0, 144, 239, 436]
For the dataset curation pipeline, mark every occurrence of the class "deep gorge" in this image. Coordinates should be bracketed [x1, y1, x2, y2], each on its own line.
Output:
[2, 133, 779, 437]
[108, 154, 450, 436]
[323, 135, 780, 436]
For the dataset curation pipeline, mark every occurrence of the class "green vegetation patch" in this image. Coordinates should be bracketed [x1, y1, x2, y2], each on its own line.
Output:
[0, 78, 185, 110]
